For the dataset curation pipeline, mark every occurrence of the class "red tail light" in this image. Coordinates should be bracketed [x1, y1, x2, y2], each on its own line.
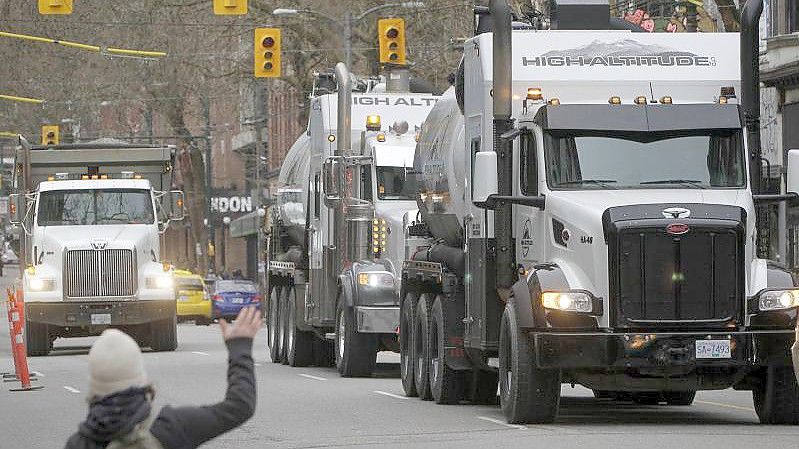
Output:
[253, 295, 263, 303]
[212, 294, 222, 302]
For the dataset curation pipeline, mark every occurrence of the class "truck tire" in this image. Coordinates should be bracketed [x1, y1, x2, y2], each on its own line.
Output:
[414, 294, 434, 400]
[470, 369, 499, 405]
[313, 339, 334, 367]
[286, 287, 314, 367]
[25, 320, 51, 357]
[499, 304, 560, 424]
[430, 295, 465, 404]
[663, 391, 696, 406]
[753, 365, 799, 424]
[279, 288, 290, 365]
[268, 286, 282, 363]
[150, 316, 178, 352]
[335, 303, 378, 377]
[400, 292, 418, 397]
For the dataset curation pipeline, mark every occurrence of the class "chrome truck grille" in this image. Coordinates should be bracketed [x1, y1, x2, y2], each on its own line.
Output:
[64, 249, 136, 298]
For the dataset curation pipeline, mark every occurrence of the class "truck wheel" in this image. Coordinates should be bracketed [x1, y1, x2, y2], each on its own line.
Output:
[414, 294, 433, 400]
[286, 287, 314, 367]
[753, 365, 799, 424]
[470, 369, 499, 405]
[335, 303, 378, 377]
[499, 304, 560, 424]
[150, 316, 178, 352]
[268, 286, 282, 363]
[400, 293, 418, 397]
[313, 339, 334, 367]
[663, 391, 696, 406]
[279, 288, 290, 365]
[25, 320, 51, 357]
[430, 295, 465, 404]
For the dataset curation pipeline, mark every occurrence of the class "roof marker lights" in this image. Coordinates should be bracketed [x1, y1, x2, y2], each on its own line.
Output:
[660, 96, 673, 104]
[366, 115, 381, 131]
[547, 98, 560, 106]
[526, 88, 543, 101]
[718, 96, 728, 104]
[608, 96, 622, 105]
[634, 96, 648, 105]
[376, 133, 386, 142]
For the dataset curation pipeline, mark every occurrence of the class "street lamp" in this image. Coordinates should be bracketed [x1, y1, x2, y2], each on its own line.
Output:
[272, 2, 425, 69]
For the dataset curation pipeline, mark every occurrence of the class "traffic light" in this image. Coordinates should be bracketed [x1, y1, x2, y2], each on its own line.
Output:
[41, 125, 59, 146]
[38, 0, 72, 14]
[378, 18, 407, 65]
[254, 28, 281, 78]
[213, 0, 247, 15]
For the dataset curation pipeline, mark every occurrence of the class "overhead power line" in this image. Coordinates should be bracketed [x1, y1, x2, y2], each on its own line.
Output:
[0, 30, 167, 59]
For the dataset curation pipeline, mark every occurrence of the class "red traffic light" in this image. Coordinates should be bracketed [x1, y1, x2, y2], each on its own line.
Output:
[386, 27, 399, 39]
[262, 36, 275, 48]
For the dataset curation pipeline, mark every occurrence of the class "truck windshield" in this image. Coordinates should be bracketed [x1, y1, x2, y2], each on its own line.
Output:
[377, 166, 417, 200]
[37, 189, 155, 226]
[545, 132, 745, 190]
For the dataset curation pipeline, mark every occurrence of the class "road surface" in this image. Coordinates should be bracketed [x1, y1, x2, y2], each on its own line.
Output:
[1, 271, 798, 448]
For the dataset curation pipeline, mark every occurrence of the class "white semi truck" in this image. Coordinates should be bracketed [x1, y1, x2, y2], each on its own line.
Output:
[266, 65, 438, 376]
[10, 139, 184, 356]
[399, 0, 799, 424]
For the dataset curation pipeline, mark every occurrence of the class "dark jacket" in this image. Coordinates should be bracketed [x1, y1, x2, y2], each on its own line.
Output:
[66, 338, 256, 449]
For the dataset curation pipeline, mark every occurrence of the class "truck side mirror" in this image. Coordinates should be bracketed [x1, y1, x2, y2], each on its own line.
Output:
[323, 158, 342, 207]
[788, 150, 799, 196]
[472, 152, 498, 202]
[8, 193, 24, 225]
[167, 190, 185, 221]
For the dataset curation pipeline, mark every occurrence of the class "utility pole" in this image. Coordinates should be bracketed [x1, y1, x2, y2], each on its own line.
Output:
[202, 95, 215, 275]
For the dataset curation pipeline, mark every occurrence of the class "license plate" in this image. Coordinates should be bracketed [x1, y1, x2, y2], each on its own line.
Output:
[91, 313, 112, 325]
[695, 339, 731, 359]
[178, 295, 190, 302]
[231, 297, 244, 304]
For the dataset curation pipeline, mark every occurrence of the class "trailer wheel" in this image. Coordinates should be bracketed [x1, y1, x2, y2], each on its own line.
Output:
[335, 303, 378, 377]
[267, 285, 282, 363]
[430, 295, 465, 404]
[286, 287, 314, 367]
[25, 320, 51, 357]
[470, 369, 499, 405]
[499, 304, 560, 424]
[149, 315, 178, 352]
[662, 391, 695, 406]
[400, 292, 418, 397]
[414, 294, 434, 400]
[279, 288, 290, 365]
[753, 365, 799, 424]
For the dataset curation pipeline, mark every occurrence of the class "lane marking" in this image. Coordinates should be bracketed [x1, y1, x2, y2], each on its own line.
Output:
[695, 400, 755, 412]
[191, 351, 210, 356]
[298, 373, 327, 381]
[477, 416, 526, 430]
[31, 371, 44, 377]
[374, 390, 410, 400]
[63, 386, 80, 394]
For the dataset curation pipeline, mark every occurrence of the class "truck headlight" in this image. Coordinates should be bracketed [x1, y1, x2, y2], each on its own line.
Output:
[541, 291, 594, 313]
[758, 289, 799, 311]
[146, 275, 174, 290]
[357, 271, 394, 288]
[28, 277, 55, 292]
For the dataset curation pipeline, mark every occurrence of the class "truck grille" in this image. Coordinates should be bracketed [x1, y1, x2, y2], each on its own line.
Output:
[611, 225, 742, 328]
[64, 249, 136, 298]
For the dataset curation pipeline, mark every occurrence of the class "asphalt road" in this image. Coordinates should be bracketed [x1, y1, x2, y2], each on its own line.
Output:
[2, 270, 799, 448]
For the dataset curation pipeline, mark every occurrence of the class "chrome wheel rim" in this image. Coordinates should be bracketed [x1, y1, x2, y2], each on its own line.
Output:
[338, 310, 346, 360]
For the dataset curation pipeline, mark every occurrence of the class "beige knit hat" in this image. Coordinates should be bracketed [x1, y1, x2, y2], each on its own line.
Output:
[88, 329, 149, 398]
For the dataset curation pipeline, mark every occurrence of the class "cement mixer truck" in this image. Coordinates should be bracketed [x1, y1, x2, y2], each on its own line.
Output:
[399, 0, 799, 424]
[266, 65, 438, 376]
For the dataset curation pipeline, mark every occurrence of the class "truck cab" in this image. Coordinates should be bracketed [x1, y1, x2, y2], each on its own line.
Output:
[11, 142, 184, 355]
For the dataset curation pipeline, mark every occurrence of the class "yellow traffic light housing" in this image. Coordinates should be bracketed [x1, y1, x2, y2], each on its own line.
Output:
[38, 0, 72, 15]
[378, 18, 407, 65]
[41, 125, 59, 146]
[254, 28, 281, 78]
[213, 0, 247, 15]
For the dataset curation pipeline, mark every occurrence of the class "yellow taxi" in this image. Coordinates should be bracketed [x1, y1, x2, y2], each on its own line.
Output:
[174, 270, 212, 325]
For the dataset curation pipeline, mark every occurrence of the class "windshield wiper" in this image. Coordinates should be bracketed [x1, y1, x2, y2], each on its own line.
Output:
[556, 179, 617, 189]
[640, 179, 706, 189]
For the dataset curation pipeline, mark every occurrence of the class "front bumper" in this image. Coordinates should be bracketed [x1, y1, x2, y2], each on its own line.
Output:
[356, 306, 399, 333]
[531, 330, 795, 370]
[26, 300, 176, 327]
[177, 301, 212, 318]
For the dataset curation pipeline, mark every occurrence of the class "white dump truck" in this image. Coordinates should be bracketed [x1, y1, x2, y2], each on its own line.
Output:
[399, 0, 799, 424]
[266, 66, 438, 376]
[10, 138, 184, 355]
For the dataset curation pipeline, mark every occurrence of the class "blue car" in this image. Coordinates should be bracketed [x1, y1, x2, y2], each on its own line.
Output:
[211, 280, 262, 320]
